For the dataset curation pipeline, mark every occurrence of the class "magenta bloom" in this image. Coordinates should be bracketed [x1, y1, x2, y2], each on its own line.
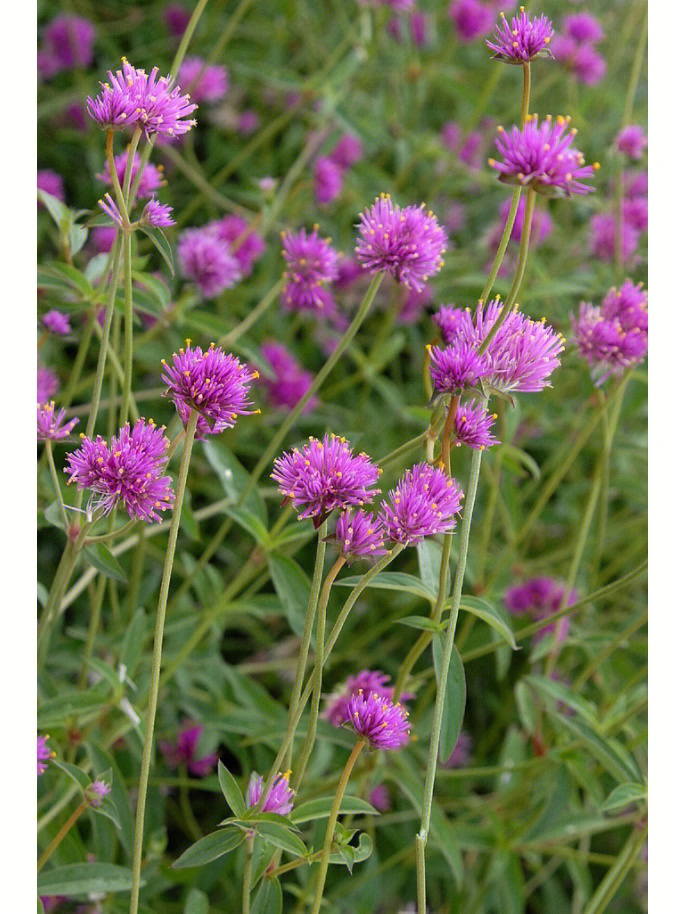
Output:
[623, 196, 648, 233]
[178, 57, 229, 104]
[178, 228, 241, 298]
[92, 226, 117, 253]
[37, 735, 54, 776]
[96, 152, 165, 199]
[38, 402, 79, 442]
[208, 215, 265, 277]
[410, 12, 430, 46]
[259, 341, 318, 414]
[443, 731, 473, 768]
[42, 15, 95, 71]
[281, 227, 339, 314]
[369, 783, 391, 812]
[246, 772, 295, 815]
[453, 401, 499, 450]
[164, 4, 192, 36]
[489, 115, 598, 197]
[330, 134, 363, 169]
[162, 343, 257, 439]
[37, 170, 64, 205]
[335, 257, 366, 290]
[314, 156, 344, 205]
[504, 577, 576, 642]
[237, 110, 260, 134]
[65, 419, 175, 522]
[615, 125, 648, 160]
[626, 171, 648, 198]
[272, 435, 381, 525]
[334, 510, 388, 562]
[573, 44, 606, 85]
[380, 463, 463, 547]
[563, 12, 604, 44]
[141, 198, 175, 227]
[340, 690, 411, 750]
[161, 721, 218, 777]
[42, 310, 71, 336]
[450, 0, 495, 42]
[86, 780, 112, 807]
[324, 669, 410, 727]
[589, 213, 639, 265]
[429, 341, 490, 393]
[486, 9, 554, 63]
[356, 195, 447, 292]
[38, 366, 59, 404]
[98, 193, 124, 228]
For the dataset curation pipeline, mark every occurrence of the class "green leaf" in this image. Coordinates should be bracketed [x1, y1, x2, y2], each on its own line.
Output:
[37, 189, 72, 231]
[37, 863, 138, 896]
[69, 223, 89, 258]
[173, 828, 245, 868]
[252, 878, 282, 914]
[120, 607, 147, 678]
[417, 539, 444, 599]
[526, 674, 599, 726]
[291, 796, 379, 824]
[329, 832, 373, 868]
[83, 543, 127, 584]
[51, 759, 90, 792]
[218, 762, 246, 817]
[396, 615, 444, 633]
[432, 634, 467, 764]
[180, 495, 201, 541]
[257, 821, 308, 857]
[184, 888, 210, 914]
[202, 440, 266, 523]
[268, 553, 312, 637]
[601, 783, 647, 812]
[140, 225, 175, 276]
[227, 506, 270, 546]
[549, 711, 638, 783]
[38, 685, 110, 728]
[335, 572, 435, 602]
[86, 657, 122, 694]
[500, 445, 541, 480]
[460, 596, 518, 650]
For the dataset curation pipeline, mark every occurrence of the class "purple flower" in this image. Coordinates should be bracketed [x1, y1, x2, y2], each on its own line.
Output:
[42, 16, 95, 71]
[453, 401, 499, 450]
[314, 156, 344, 205]
[626, 171, 648, 198]
[281, 227, 340, 314]
[623, 197, 648, 233]
[340, 690, 411, 750]
[563, 12, 604, 44]
[369, 784, 391, 812]
[161, 342, 258, 439]
[504, 577, 576, 642]
[246, 772, 295, 815]
[486, 9, 554, 63]
[92, 226, 117, 253]
[330, 134, 363, 169]
[96, 152, 165, 199]
[380, 463, 463, 547]
[272, 434, 381, 525]
[324, 669, 410, 726]
[410, 12, 430, 46]
[334, 509, 388, 562]
[450, 0, 495, 43]
[42, 310, 71, 336]
[98, 193, 124, 228]
[573, 44, 606, 85]
[178, 227, 242, 298]
[237, 110, 260, 134]
[164, 4, 192, 36]
[38, 735, 54, 776]
[38, 402, 79, 442]
[141, 198, 175, 227]
[335, 257, 366, 290]
[86, 780, 112, 807]
[259, 342, 318, 414]
[38, 170, 64, 205]
[208, 215, 266, 277]
[356, 194, 447, 292]
[589, 213, 640, 264]
[489, 115, 599, 197]
[177, 57, 229, 104]
[65, 418, 175, 522]
[615, 125, 648, 160]
[428, 341, 490, 393]
[443, 731, 473, 768]
[38, 366, 59, 404]
[160, 721, 218, 777]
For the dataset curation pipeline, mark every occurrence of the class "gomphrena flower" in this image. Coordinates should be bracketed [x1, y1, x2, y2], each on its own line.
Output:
[98, 193, 124, 227]
[37, 402, 79, 442]
[65, 418, 175, 522]
[486, 8, 554, 63]
[340, 690, 411, 750]
[281, 227, 340, 314]
[160, 721, 218, 777]
[314, 156, 344, 205]
[324, 669, 411, 727]
[164, 3, 191, 36]
[356, 194, 447, 292]
[37, 735, 55, 776]
[141, 198, 175, 227]
[330, 133, 363, 169]
[208, 215, 266, 277]
[272, 434, 381, 526]
[41, 15, 95, 72]
[615, 125, 648, 160]
[177, 227, 242, 298]
[259, 341, 318, 414]
[571, 280, 648, 385]
[38, 365, 59, 404]
[369, 784, 391, 812]
[96, 152, 165, 198]
[380, 463, 463, 547]
[37, 169, 65, 204]
[42, 310, 71, 336]
[504, 576, 576, 641]
[563, 12, 604, 44]
[453, 401, 499, 450]
[589, 213, 639, 265]
[246, 771, 295, 815]
[161, 342, 258, 439]
[334, 509, 388, 563]
[489, 114, 599, 197]
[177, 57, 229, 104]
[428, 341, 490, 393]
[85, 780, 112, 807]
[450, 0, 495, 43]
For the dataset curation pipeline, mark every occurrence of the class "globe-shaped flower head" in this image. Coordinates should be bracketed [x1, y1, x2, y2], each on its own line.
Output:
[177, 228, 241, 299]
[177, 57, 229, 104]
[428, 341, 490, 393]
[161, 342, 258, 439]
[324, 670, 411, 727]
[281, 227, 339, 314]
[505, 576, 577, 642]
[453, 401, 499, 450]
[246, 772, 295, 815]
[340, 691, 411, 750]
[380, 463, 463, 547]
[486, 8, 554, 63]
[333, 510, 388, 563]
[37, 402, 79, 442]
[259, 342, 318, 414]
[489, 115, 599, 196]
[356, 194, 447, 292]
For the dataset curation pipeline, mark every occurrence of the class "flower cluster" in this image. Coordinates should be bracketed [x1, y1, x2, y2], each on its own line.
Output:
[38, 365, 59, 404]
[571, 280, 648, 385]
[272, 435, 381, 525]
[489, 115, 598, 196]
[380, 463, 463, 546]
[161, 342, 258, 439]
[615, 125, 648, 160]
[207, 215, 266, 278]
[65, 418, 175, 522]
[428, 341, 489, 393]
[246, 771, 295, 815]
[281, 227, 340, 316]
[37, 735, 54, 776]
[504, 576, 576, 641]
[552, 13, 605, 85]
[85, 780, 112, 807]
[312, 133, 363, 206]
[486, 8, 553, 63]
[177, 57, 229, 104]
[333, 510, 388, 563]
[160, 721, 218, 777]
[589, 163, 647, 264]
[177, 228, 242, 298]
[324, 669, 411, 726]
[97, 152, 166, 199]
[38, 15, 95, 80]
[37, 402, 79, 442]
[258, 342, 318, 413]
[42, 310, 71, 336]
[450, 0, 495, 43]
[339, 690, 411, 750]
[453, 401, 499, 450]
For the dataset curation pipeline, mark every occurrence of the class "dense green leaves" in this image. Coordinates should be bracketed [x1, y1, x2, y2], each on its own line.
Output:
[173, 829, 245, 869]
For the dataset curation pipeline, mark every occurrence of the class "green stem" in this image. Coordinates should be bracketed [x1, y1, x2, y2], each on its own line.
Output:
[45, 441, 68, 529]
[79, 573, 106, 689]
[378, 432, 428, 470]
[37, 801, 88, 871]
[128, 410, 198, 914]
[242, 836, 255, 914]
[474, 408, 505, 586]
[119, 229, 134, 426]
[219, 277, 284, 348]
[521, 62, 531, 127]
[84, 518, 138, 545]
[478, 185, 522, 305]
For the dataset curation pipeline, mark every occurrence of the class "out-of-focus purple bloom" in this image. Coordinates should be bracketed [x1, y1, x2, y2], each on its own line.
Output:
[178, 227, 241, 298]
[38, 366, 59, 404]
[85, 780, 111, 807]
[42, 16, 95, 72]
[334, 509, 388, 562]
[369, 784, 391, 812]
[399, 284, 434, 324]
[314, 156, 344, 205]
[96, 152, 165, 199]
[92, 226, 117, 253]
[272, 434, 381, 525]
[259, 341, 318, 413]
[589, 213, 639, 265]
[380, 463, 463, 547]
[626, 171, 648, 198]
[428, 341, 490, 393]
[39, 897, 67, 913]
[504, 577, 576, 641]
[356, 194, 447, 292]
[489, 115, 599, 197]
[177, 57, 229, 104]
[164, 3, 192, 36]
[441, 121, 461, 153]
[550, 33, 576, 63]
[237, 110, 260, 134]
[486, 198, 553, 254]
[573, 44, 606, 84]
[160, 721, 218, 777]
[42, 310, 71, 336]
[38, 170, 64, 205]
[38, 402, 79, 442]
[324, 670, 411, 726]
[486, 9, 554, 63]
[246, 772, 295, 814]
[615, 125, 648, 160]
[623, 197, 648, 233]
[340, 690, 411, 750]
[141, 198, 175, 227]
[444, 202, 466, 234]
[330, 134, 363, 169]
[443, 731, 473, 768]
[65, 418, 175, 522]
[207, 215, 265, 277]
[450, 0, 495, 43]
[38, 735, 54, 776]
[563, 12, 604, 44]
[335, 257, 366, 290]
[453, 400, 499, 450]
[459, 129, 487, 169]
[38, 50, 61, 81]
[410, 12, 429, 45]
[281, 227, 339, 314]
[162, 342, 257, 439]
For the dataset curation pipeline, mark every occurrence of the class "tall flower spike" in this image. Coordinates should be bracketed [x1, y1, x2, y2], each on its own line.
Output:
[486, 8, 554, 63]
[281, 227, 339, 314]
[38, 402, 79, 442]
[246, 772, 295, 815]
[356, 194, 447, 292]
[380, 463, 463, 547]
[340, 690, 411, 750]
[161, 342, 258, 439]
[333, 509, 388, 563]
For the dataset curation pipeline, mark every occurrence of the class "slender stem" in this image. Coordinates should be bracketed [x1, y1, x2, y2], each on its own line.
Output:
[37, 801, 88, 871]
[416, 448, 483, 914]
[242, 836, 255, 914]
[478, 185, 523, 305]
[521, 62, 531, 127]
[128, 411, 198, 914]
[219, 278, 285, 348]
[269, 848, 325, 879]
[310, 740, 365, 914]
[440, 395, 458, 470]
[45, 441, 68, 529]
[122, 130, 142, 206]
[79, 573, 106, 689]
[474, 408, 504, 586]
[378, 432, 428, 470]
[119, 229, 134, 426]
[84, 518, 138, 545]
